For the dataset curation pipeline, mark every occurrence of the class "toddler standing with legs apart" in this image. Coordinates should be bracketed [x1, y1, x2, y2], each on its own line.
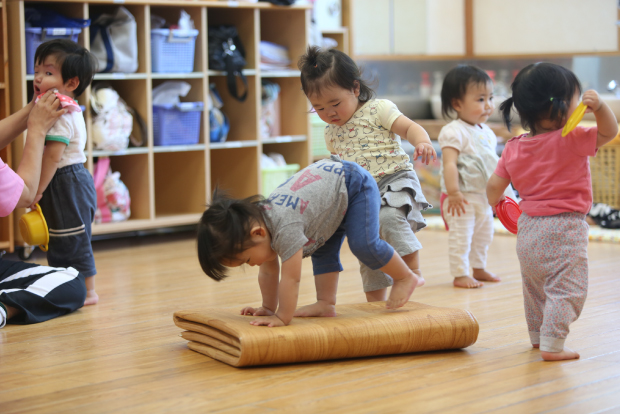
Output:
[438, 65, 514, 289]
[487, 63, 618, 360]
[298, 46, 435, 302]
[30, 39, 99, 305]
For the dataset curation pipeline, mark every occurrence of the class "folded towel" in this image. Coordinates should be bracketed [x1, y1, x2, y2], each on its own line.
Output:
[174, 301, 479, 367]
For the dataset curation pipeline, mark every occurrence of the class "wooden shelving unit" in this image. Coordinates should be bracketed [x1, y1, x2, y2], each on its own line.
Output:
[0, 0, 13, 252]
[7, 0, 311, 241]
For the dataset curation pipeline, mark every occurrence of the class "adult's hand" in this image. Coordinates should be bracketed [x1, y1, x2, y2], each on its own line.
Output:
[27, 90, 65, 136]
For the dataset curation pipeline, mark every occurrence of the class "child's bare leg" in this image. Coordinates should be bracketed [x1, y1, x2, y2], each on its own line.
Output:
[84, 276, 99, 306]
[294, 272, 338, 317]
[402, 251, 425, 287]
[365, 288, 387, 302]
[473, 268, 500, 282]
[454, 276, 483, 288]
[380, 252, 417, 309]
[541, 348, 580, 361]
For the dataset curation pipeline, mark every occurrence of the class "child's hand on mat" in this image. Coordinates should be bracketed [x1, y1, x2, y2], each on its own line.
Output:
[447, 191, 468, 216]
[240, 306, 274, 317]
[250, 315, 286, 327]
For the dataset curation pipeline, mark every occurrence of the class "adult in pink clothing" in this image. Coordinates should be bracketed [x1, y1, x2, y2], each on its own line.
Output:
[0, 91, 87, 329]
[486, 63, 619, 361]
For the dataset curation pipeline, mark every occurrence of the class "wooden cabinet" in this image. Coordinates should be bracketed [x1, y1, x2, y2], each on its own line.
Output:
[350, 0, 466, 59]
[0, 0, 13, 252]
[345, 0, 619, 60]
[473, 0, 619, 56]
[7, 1, 311, 241]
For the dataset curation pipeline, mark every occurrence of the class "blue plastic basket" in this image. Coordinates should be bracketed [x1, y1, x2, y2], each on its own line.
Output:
[151, 29, 199, 73]
[26, 28, 82, 74]
[152, 102, 204, 146]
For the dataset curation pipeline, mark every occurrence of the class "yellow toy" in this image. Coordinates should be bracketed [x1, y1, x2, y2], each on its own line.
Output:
[562, 102, 587, 137]
[19, 203, 49, 251]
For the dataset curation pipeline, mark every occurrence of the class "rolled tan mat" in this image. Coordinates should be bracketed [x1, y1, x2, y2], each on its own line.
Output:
[173, 301, 479, 367]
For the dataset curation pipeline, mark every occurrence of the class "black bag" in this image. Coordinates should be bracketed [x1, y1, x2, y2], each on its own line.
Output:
[208, 25, 248, 102]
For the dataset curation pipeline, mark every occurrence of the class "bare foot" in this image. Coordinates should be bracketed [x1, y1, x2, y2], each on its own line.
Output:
[84, 290, 99, 306]
[541, 347, 580, 361]
[293, 301, 337, 317]
[386, 271, 416, 309]
[412, 269, 425, 287]
[453, 276, 484, 289]
[473, 268, 501, 282]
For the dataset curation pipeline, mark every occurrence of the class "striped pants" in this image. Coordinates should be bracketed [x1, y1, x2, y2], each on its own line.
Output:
[0, 259, 86, 327]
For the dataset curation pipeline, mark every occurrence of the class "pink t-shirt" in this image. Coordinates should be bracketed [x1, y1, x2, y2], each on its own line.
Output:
[494, 126, 598, 216]
[0, 157, 24, 217]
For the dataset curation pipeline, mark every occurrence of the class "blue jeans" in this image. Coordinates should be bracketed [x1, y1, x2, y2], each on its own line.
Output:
[311, 161, 394, 276]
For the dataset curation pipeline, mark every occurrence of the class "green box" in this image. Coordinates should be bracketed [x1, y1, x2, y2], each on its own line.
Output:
[311, 113, 331, 158]
[262, 164, 300, 197]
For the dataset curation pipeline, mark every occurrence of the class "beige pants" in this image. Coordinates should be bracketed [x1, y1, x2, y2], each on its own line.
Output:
[444, 192, 494, 277]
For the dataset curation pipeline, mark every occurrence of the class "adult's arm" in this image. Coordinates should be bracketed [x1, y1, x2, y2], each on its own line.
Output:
[0, 91, 61, 149]
[14, 92, 65, 208]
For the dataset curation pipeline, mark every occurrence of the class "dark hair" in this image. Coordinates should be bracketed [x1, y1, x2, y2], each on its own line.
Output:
[197, 189, 267, 281]
[440, 65, 491, 119]
[500, 63, 582, 135]
[298, 45, 374, 102]
[34, 39, 97, 98]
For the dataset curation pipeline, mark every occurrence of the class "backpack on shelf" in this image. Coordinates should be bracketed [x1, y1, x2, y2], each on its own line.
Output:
[93, 157, 131, 224]
[208, 25, 248, 102]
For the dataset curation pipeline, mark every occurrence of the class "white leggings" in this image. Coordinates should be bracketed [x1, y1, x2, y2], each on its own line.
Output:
[444, 192, 494, 277]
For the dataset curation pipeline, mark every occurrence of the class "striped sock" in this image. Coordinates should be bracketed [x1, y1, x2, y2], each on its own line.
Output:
[0, 302, 6, 328]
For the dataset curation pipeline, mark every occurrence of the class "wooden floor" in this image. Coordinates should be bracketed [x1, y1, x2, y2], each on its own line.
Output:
[1, 228, 620, 413]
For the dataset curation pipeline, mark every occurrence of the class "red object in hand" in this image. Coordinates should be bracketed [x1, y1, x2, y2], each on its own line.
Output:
[496, 196, 522, 234]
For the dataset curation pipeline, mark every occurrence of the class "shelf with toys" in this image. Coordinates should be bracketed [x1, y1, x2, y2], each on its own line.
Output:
[7, 1, 312, 243]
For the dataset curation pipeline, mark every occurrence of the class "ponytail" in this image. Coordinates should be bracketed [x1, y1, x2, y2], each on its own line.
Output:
[499, 97, 515, 131]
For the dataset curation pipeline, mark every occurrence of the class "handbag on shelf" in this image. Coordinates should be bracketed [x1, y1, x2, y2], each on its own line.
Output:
[90, 6, 138, 73]
[208, 25, 248, 102]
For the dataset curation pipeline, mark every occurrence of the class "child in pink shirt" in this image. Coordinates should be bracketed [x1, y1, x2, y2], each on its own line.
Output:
[487, 63, 618, 361]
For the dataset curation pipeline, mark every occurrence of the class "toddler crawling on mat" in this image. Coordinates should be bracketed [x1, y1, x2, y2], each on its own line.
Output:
[197, 156, 420, 327]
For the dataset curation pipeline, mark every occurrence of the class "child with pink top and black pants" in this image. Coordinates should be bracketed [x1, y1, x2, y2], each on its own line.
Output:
[487, 63, 618, 361]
